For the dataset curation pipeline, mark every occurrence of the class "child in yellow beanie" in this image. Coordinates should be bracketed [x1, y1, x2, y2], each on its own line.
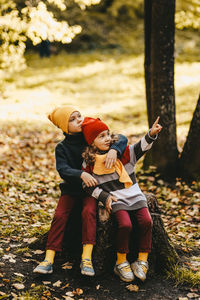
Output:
[33, 106, 128, 276]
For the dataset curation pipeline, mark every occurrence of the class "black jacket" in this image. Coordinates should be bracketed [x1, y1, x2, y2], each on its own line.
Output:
[55, 132, 128, 197]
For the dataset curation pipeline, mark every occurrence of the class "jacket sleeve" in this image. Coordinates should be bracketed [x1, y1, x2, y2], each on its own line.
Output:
[81, 160, 110, 206]
[129, 130, 158, 164]
[110, 134, 128, 157]
[55, 144, 83, 181]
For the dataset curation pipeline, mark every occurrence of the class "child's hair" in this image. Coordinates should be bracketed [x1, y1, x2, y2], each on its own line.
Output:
[82, 134, 118, 166]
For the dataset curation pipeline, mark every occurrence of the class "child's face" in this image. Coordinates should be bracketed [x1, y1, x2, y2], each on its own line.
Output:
[68, 111, 84, 134]
[93, 130, 111, 151]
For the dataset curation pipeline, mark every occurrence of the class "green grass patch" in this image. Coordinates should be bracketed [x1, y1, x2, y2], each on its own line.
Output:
[167, 265, 200, 288]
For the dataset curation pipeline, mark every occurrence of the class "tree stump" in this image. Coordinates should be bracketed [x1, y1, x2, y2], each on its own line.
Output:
[30, 194, 178, 275]
[93, 193, 178, 275]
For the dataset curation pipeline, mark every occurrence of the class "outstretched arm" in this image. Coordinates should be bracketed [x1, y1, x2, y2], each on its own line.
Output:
[131, 116, 162, 162]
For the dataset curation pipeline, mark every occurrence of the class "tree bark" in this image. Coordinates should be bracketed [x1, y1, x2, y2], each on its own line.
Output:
[144, 0, 152, 127]
[144, 0, 179, 176]
[179, 94, 200, 180]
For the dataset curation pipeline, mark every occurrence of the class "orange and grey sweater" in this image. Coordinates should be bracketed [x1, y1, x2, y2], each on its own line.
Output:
[82, 131, 157, 212]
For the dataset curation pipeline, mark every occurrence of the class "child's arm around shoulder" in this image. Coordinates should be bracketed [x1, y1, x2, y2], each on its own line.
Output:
[81, 160, 109, 204]
[131, 116, 162, 162]
[105, 134, 128, 169]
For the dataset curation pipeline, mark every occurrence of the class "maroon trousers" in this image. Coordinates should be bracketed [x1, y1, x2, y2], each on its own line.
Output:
[46, 194, 97, 252]
[114, 207, 153, 254]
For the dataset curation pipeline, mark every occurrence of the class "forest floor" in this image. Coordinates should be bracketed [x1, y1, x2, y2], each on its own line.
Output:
[0, 122, 199, 299]
[0, 33, 200, 299]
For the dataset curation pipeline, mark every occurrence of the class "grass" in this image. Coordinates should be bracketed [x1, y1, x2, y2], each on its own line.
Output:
[167, 265, 200, 288]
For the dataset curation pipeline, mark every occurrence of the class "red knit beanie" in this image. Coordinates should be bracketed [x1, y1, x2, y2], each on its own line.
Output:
[81, 117, 109, 145]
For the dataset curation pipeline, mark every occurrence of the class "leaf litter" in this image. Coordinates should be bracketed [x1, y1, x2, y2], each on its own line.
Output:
[0, 123, 199, 299]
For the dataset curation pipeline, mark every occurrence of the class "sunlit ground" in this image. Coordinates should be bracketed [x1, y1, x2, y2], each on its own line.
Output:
[1, 47, 200, 147]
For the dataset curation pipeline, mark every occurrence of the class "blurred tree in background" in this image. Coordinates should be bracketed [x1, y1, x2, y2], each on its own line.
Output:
[144, 0, 200, 180]
[176, 0, 200, 30]
[0, 0, 100, 78]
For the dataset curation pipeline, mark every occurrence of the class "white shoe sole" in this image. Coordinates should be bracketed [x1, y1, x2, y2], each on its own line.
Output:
[33, 268, 53, 274]
[114, 267, 134, 282]
[81, 270, 95, 276]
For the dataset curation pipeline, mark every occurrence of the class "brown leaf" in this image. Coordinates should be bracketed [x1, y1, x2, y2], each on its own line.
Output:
[61, 283, 70, 289]
[73, 288, 83, 295]
[187, 293, 199, 298]
[53, 280, 62, 287]
[62, 262, 73, 269]
[43, 290, 51, 297]
[13, 283, 25, 290]
[126, 284, 139, 292]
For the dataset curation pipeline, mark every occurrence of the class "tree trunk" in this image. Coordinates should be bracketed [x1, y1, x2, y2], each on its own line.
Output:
[144, 0, 152, 127]
[29, 194, 178, 275]
[144, 0, 179, 177]
[179, 94, 200, 180]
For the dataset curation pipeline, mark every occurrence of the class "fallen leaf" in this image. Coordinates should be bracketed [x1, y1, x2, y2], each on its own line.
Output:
[23, 237, 38, 244]
[3, 279, 10, 283]
[13, 283, 25, 290]
[126, 284, 139, 292]
[187, 293, 199, 298]
[62, 262, 73, 269]
[178, 297, 188, 300]
[43, 281, 51, 285]
[61, 283, 69, 289]
[73, 288, 83, 295]
[63, 297, 74, 300]
[43, 290, 51, 297]
[24, 252, 32, 257]
[11, 292, 18, 299]
[31, 283, 36, 288]
[33, 250, 44, 255]
[53, 280, 62, 287]
[65, 291, 74, 297]
[14, 272, 24, 277]
[0, 291, 7, 296]
[22, 258, 30, 262]
[96, 284, 100, 290]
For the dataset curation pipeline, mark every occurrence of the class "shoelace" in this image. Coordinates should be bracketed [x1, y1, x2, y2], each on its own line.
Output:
[138, 261, 148, 274]
[121, 264, 131, 273]
[82, 259, 93, 268]
[141, 265, 147, 274]
[40, 261, 51, 267]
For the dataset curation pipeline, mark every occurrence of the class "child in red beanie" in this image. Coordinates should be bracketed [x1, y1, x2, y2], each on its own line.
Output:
[81, 117, 162, 282]
[33, 106, 128, 276]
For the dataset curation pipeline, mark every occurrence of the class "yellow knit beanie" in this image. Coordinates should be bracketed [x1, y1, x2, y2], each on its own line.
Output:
[48, 106, 78, 133]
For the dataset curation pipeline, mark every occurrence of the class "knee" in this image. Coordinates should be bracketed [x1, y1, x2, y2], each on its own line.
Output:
[140, 216, 153, 230]
[119, 220, 132, 232]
